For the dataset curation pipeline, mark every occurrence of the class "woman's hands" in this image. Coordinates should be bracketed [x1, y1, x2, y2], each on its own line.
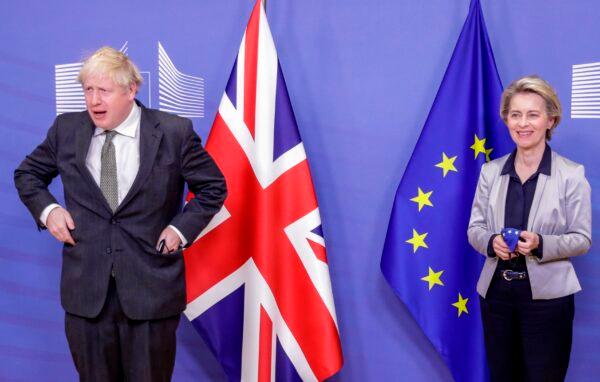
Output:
[492, 235, 512, 260]
[493, 231, 539, 259]
[516, 231, 540, 256]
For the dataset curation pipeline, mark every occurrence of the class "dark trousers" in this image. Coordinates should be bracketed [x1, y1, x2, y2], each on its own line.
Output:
[480, 272, 574, 382]
[65, 277, 181, 382]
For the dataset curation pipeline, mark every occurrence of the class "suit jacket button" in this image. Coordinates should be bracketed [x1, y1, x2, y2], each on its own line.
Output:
[111, 219, 118, 225]
[106, 247, 112, 254]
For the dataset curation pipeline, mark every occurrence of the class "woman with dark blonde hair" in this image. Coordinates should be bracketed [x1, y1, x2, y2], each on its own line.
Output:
[468, 75, 592, 382]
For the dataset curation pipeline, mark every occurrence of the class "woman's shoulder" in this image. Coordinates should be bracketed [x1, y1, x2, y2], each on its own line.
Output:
[552, 150, 583, 168]
[480, 153, 511, 176]
[552, 150, 584, 170]
[551, 150, 588, 182]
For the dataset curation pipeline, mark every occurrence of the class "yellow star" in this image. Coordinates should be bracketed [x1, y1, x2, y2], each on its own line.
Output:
[406, 229, 428, 253]
[435, 152, 458, 177]
[470, 134, 488, 160]
[452, 293, 469, 317]
[421, 267, 444, 290]
[410, 187, 433, 212]
[485, 147, 493, 162]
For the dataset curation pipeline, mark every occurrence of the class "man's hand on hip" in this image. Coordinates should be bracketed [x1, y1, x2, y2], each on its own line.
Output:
[46, 207, 76, 245]
[156, 227, 182, 254]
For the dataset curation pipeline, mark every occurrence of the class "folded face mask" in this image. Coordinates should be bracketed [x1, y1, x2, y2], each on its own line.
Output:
[501, 227, 522, 253]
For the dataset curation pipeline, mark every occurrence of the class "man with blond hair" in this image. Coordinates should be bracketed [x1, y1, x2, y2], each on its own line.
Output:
[14, 46, 227, 381]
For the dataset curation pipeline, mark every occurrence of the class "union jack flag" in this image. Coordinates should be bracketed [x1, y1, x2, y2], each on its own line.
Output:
[183, 1, 343, 380]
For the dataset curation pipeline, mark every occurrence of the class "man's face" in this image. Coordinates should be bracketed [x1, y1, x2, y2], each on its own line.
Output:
[83, 74, 137, 130]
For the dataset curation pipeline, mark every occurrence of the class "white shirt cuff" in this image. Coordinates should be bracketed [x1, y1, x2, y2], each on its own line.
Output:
[40, 204, 61, 226]
[168, 225, 188, 247]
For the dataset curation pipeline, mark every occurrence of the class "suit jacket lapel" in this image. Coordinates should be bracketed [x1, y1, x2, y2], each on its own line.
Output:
[115, 105, 163, 213]
[76, 114, 113, 215]
[490, 154, 511, 232]
[528, 149, 553, 231]
[528, 173, 548, 231]
[495, 174, 508, 232]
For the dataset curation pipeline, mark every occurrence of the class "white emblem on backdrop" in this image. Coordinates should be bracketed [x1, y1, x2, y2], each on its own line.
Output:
[54, 41, 204, 119]
[571, 62, 600, 119]
[158, 42, 205, 118]
[54, 61, 86, 114]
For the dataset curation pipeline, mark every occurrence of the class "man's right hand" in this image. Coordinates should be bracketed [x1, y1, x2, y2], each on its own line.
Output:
[46, 207, 76, 245]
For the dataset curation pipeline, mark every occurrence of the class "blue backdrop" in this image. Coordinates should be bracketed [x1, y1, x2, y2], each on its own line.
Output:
[0, 1, 597, 380]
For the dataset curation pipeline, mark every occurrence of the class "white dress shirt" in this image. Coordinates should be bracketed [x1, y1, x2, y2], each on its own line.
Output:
[87, 103, 141, 203]
[40, 104, 187, 245]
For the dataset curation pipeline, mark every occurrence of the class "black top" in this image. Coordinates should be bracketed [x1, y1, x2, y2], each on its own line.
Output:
[487, 145, 550, 270]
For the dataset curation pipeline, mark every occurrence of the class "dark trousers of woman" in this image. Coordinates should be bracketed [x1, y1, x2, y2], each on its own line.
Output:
[480, 271, 574, 382]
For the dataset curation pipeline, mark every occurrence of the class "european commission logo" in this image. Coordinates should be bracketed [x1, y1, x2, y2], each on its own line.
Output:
[571, 62, 600, 119]
[54, 41, 204, 118]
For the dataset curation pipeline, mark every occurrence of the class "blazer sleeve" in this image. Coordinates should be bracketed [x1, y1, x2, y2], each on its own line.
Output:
[169, 121, 227, 245]
[14, 119, 60, 229]
[468, 162, 495, 256]
[538, 164, 592, 263]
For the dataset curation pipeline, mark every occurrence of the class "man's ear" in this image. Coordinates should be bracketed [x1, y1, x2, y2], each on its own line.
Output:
[128, 83, 138, 100]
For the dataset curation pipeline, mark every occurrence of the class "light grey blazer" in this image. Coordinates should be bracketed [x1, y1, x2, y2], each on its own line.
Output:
[468, 150, 592, 299]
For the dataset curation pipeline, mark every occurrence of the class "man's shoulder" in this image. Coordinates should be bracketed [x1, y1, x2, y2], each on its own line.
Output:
[54, 110, 90, 125]
[143, 107, 192, 130]
[49, 110, 91, 136]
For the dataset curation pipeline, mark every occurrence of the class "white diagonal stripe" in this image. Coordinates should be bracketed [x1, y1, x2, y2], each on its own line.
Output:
[572, 62, 600, 69]
[219, 93, 306, 188]
[184, 260, 249, 320]
[284, 208, 339, 329]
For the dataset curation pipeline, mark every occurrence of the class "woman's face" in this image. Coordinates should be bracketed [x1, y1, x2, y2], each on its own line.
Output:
[506, 92, 554, 152]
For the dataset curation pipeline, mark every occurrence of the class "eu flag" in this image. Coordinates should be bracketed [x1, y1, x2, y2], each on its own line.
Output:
[380, 1, 513, 381]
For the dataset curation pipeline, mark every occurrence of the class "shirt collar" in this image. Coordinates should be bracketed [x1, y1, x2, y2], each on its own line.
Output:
[501, 144, 552, 177]
[93, 104, 141, 138]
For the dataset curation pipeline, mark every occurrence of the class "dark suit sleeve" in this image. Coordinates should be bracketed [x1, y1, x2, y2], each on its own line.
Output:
[169, 122, 227, 245]
[14, 119, 60, 229]
[486, 234, 498, 258]
[531, 234, 543, 259]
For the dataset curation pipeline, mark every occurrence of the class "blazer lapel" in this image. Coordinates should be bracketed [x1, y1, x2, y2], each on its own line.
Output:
[495, 174, 508, 232]
[75, 114, 113, 215]
[528, 174, 548, 231]
[115, 106, 162, 213]
[490, 154, 512, 232]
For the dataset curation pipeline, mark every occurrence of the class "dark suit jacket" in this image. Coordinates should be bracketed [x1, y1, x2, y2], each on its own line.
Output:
[14, 102, 226, 320]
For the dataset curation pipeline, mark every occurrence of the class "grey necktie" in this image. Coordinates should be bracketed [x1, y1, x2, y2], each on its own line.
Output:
[100, 130, 119, 212]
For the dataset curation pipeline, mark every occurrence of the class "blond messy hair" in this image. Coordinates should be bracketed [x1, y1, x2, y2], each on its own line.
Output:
[500, 75, 562, 140]
[77, 46, 143, 90]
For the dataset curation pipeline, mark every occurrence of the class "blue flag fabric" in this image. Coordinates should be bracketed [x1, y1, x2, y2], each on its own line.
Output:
[380, 1, 513, 381]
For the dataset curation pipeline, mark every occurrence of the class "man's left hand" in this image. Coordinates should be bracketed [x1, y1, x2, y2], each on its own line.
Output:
[517, 231, 539, 256]
[156, 227, 182, 254]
